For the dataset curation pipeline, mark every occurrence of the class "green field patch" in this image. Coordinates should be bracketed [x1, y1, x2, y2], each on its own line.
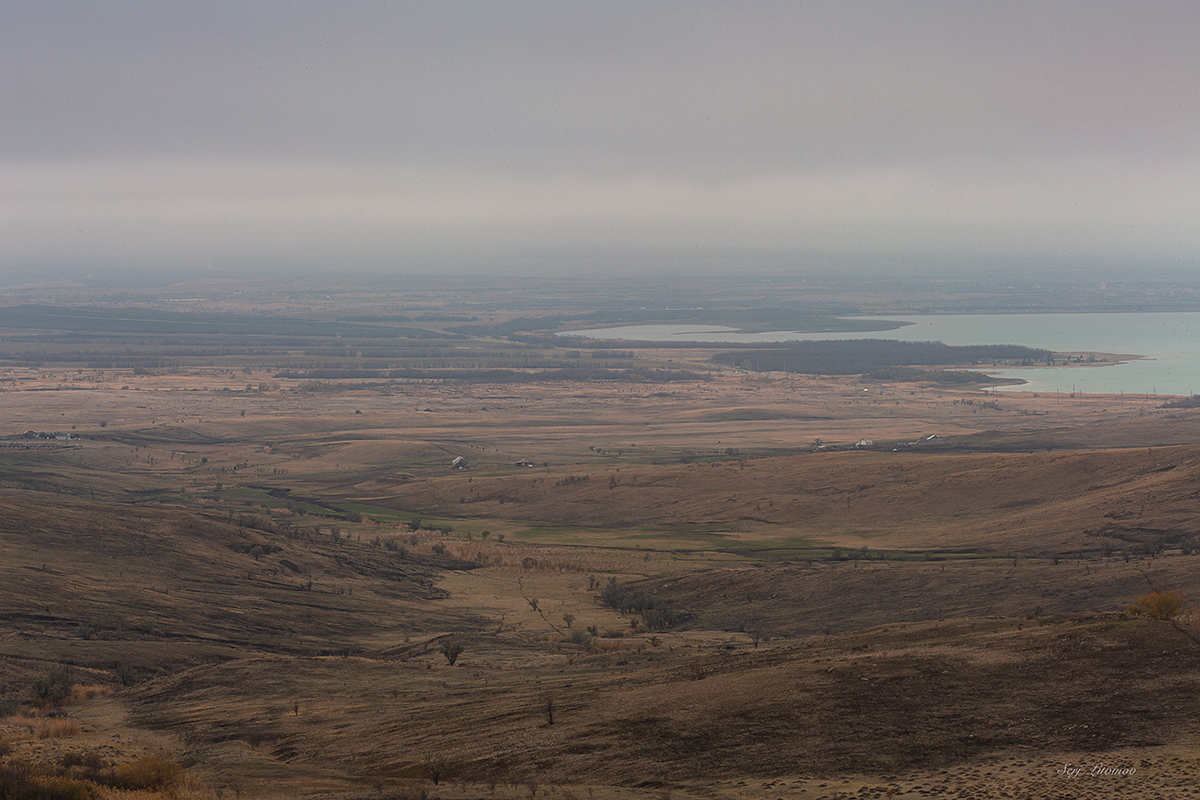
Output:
[506, 523, 755, 552]
[203, 492, 343, 518]
[711, 535, 821, 556]
[721, 548, 828, 561]
[333, 502, 415, 524]
[218, 487, 267, 501]
[648, 522, 732, 534]
[721, 547, 1007, 563]
[508, 524, 612, 544]
[509, 525, 594, 537]
[704, 408, 826, 422]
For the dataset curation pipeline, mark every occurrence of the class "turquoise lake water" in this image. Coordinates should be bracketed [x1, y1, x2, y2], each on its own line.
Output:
[560, 313, 1200, 397]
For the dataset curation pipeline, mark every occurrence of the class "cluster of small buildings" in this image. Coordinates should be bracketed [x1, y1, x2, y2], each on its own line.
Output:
[0, 430, 79, 449]
[15, 430, 71, 440]
[449, 456, 538, 470]
[814, 434, 950, 453]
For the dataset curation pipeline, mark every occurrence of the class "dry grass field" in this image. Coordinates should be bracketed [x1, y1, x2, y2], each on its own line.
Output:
[3, 287, 1200, 798]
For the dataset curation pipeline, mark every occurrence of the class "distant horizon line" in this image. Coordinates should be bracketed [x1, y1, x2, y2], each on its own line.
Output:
[2, 254, 1198, 290]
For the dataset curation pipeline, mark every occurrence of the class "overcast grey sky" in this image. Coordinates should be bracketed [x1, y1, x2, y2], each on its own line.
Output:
[2, 1, 1198, 277]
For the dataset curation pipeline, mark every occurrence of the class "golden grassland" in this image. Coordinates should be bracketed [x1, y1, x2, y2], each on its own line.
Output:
[5, 352, 1200, 798]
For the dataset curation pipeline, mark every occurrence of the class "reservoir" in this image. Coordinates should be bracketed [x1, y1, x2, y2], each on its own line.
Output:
[560, 312, 1200, 397]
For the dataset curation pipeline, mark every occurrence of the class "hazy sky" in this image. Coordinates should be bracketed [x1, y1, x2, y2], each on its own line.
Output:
[2, 1, 1198, 277]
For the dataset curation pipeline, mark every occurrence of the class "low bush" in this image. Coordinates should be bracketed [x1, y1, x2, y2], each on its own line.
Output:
[0, 762, 98, 800]
[386, 780, 430, 800]
[66, 685, 110, 705]
[597, 578, 686, 630]
[0, 750, 184, 798]
[440, 641, 464, 666]
[57, 751, 105, 773]
[1161, 395, 1200, 409]
[32, 669, 74, 707]
[1128, 590, 1186, 620]
[36, 720, 81, 740]
[108, 753, 183, 791]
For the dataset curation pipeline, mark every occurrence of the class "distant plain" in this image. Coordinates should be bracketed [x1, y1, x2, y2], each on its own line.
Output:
[3, 273, 1200, 799]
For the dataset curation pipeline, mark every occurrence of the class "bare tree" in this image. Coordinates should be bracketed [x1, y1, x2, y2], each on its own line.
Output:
[440, 641, 464, 666]
[423, 753, 449, 785]
[748, 624, 764, 649]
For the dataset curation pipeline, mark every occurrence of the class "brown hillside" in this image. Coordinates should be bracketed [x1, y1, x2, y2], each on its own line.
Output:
[376, 443, 1200, 555]
[0, 491, 482, 690]
[645, 557, 1200, 636]
[122, 616, 1200, 793]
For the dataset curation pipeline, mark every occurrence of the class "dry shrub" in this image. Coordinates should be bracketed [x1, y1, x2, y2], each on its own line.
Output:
[0, 750, 196, 800]
[444, 541, 588, 574]
[67, 684, 113, 705]
[440, 540, 635, 575]
[95, 789, 165, 800]
[33, 668, 75, 707]
[109, 753, 182, 792]
[1128, 590, 1186, 620]
[1177, 608, 1200, 626]
[37, 719, 82, 739]
[385, 779, 430, 800]
[94, 773, 205, 800]
[0, 763, 97, 800]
